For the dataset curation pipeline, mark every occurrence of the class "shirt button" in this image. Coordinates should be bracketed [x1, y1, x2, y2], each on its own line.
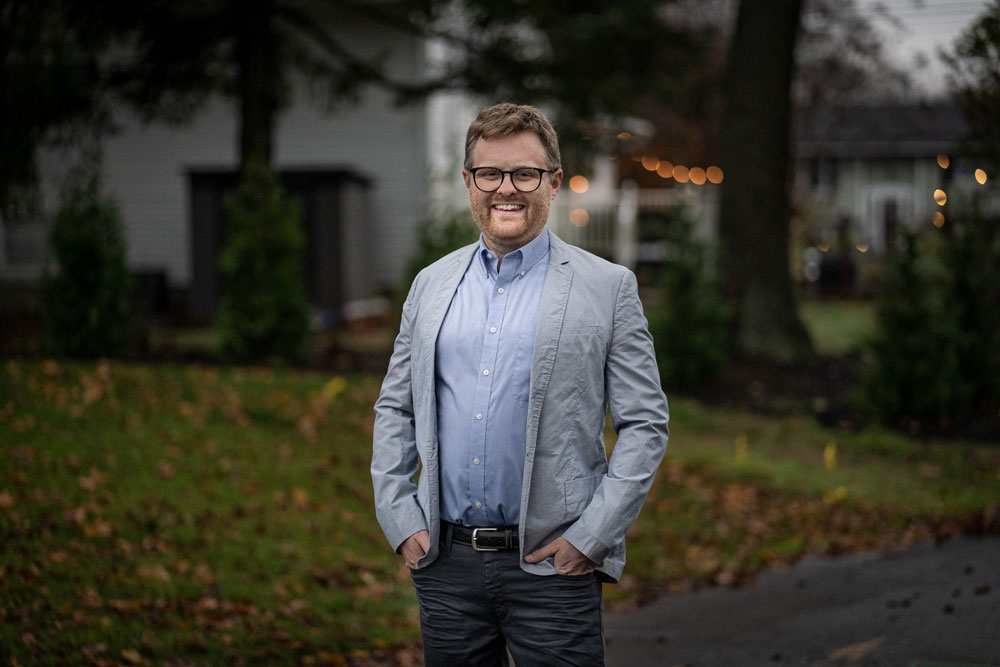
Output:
[490, 327, 497, 333]
[476, 413, 483, 420]
[497, 287, 504, 294]
[483, 369, 489, 376]
[473, 458, 481, 465]
[475, 501, 482, 508]
[520, 271, 525, 276]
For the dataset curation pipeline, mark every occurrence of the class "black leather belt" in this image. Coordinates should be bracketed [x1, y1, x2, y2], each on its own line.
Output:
[444, 521, 519, 551]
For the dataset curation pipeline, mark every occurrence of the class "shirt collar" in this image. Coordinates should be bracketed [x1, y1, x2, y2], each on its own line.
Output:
[478, 229, 550, 278]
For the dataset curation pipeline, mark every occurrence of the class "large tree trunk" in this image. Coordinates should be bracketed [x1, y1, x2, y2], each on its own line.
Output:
[235, 0, 281, 170]
[718, 0, 812, 362]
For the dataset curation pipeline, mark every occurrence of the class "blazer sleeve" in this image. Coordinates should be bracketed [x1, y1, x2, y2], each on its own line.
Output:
[371, 278, 427, 552]
[561, 269, 670, 563]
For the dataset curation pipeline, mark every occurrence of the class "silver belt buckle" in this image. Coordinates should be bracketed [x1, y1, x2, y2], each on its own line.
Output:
[471, 527, 499, 552]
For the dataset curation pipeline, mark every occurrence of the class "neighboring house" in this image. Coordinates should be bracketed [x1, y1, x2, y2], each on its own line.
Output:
[791, 101, 1000, 295]
[794, 102, 986, 257]
[0, 22, 480, 322]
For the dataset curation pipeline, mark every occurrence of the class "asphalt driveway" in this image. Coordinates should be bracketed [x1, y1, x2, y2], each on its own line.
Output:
[604, 536, 999, 666]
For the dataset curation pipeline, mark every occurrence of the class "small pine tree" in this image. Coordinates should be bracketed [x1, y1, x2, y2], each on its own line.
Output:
[216, 161, 309, 363]
[939, 213, 1000, 421]
[860, 225, 992, 429]
[43, 160, 133, 358]
[647, 213, 733, 388]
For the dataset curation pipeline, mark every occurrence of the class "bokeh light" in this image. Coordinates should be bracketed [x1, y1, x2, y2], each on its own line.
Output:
[616, 131, 632, 141]
[689, 167, 707, 185]
[706, 166, 724, 184]
[641, 156, 660, 171]
[934, 189, 947, 206]
[570, 208, 590, 227]
[937, 154, 950, 169]
[934, 212, 945, 228]
[656, 161, 674, 179]
[975, 169, 988, 185]
[672, 165, 690, 183]
[569, 175, 590, 194]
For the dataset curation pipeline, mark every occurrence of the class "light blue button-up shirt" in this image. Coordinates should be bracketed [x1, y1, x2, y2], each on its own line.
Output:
[435, 229, 550, 527]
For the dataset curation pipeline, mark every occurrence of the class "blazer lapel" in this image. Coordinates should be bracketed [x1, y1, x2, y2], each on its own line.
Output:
[519, 233, 573, 534]
[420, 246, 475, 349]
[526, 233, 574, 445]
[414, 243, 478, 454]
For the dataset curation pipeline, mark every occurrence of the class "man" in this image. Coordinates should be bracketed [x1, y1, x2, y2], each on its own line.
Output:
[371, 102, 669, 666]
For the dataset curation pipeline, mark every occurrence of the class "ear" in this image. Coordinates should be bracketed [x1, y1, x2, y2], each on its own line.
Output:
[549, 168, 564, 200]
[462, 169, 473, 193]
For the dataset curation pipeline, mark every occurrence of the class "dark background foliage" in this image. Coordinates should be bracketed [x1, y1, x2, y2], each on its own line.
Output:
[42, 158, 133, 358]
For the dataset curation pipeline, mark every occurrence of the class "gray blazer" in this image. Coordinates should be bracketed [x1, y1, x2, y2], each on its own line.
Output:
[371, 232, 669, 582]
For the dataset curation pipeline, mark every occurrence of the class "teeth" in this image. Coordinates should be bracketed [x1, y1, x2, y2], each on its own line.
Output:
[494, 204, 523, 211]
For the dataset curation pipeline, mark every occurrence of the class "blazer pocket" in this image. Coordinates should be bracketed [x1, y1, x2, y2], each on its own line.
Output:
[557, 328, 606, 361]
[555, 330, 606, 411]
[564, 473, 604, 515]
[563, 325, 603, 337]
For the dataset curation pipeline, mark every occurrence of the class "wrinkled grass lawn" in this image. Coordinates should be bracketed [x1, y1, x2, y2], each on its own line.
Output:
[2, 359, 998, 665]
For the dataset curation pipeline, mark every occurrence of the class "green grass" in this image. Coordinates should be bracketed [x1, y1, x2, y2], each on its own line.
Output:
[2, 359, 998, 664]
[1, 361, 410, 665]
[798, 299, 875, 355]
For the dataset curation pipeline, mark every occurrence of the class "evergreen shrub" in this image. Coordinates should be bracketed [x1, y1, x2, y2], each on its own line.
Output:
[647, 213, 733, 388]
[861, 214, 1000, 430]
[43, 160, 133, 357]
[216, 161, 309, 363]
[941, 213, 1000, 423]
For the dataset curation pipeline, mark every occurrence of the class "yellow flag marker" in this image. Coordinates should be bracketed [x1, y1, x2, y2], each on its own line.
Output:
[824, 440, 837, 470]
[735, 434, 749, 463]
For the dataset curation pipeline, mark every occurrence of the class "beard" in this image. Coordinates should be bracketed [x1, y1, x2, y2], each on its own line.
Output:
[470, 191, 552, 254]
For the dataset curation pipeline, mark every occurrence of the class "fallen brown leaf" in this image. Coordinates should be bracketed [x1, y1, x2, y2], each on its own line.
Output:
[121, 648, 143, 664]
[828, 635, 885, 661]
[79, 468, 107, 491]
[109, 598, 142, 612]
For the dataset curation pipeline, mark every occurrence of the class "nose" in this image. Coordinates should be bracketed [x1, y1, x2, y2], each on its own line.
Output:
[496, 172, 518, 195]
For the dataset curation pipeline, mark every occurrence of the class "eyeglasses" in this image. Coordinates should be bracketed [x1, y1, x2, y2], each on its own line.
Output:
[468, 167, 557, 193]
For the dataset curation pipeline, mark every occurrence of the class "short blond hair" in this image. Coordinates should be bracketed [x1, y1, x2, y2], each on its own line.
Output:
[464, 103, 561, 171]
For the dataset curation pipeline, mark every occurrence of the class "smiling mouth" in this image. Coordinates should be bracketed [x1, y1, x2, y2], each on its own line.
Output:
[492, 203, 525, 212]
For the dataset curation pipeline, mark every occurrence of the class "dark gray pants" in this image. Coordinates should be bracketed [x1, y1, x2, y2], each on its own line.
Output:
[410, 537, 605, 666]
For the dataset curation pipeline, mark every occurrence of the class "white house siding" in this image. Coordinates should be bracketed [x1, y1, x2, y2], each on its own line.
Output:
[102, 100, 239, 288]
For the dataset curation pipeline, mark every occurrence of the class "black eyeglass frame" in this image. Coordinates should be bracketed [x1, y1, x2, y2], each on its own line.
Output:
[468, 166, 559, 193]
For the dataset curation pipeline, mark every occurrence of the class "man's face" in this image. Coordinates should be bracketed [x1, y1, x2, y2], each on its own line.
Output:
[463, 131, 563, 255]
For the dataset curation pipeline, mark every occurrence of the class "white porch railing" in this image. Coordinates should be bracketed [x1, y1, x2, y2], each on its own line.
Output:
[551, 182, 719, 269]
